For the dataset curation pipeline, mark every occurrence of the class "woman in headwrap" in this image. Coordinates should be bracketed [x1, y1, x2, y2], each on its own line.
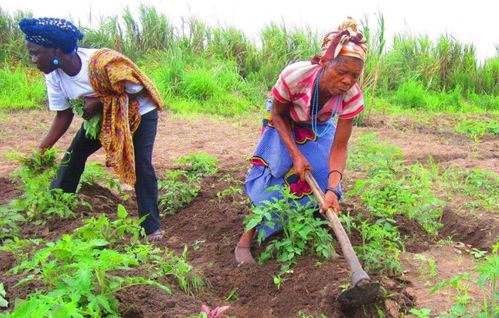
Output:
[235, 18, 367, 263]
[19, 17, 164, 240]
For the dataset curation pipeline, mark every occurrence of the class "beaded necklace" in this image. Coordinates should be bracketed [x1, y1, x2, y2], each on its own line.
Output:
[311, 68, 334, 137]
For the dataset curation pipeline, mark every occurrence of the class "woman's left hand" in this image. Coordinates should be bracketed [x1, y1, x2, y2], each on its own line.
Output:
[320, 191, 340, 215]
[82, 96, 103, 120]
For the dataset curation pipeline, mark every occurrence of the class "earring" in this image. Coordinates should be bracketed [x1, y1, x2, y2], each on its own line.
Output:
[52, 58, 60, 65]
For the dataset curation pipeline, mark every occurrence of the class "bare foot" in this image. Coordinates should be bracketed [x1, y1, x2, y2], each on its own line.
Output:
[234, 245, 256, 264]
[147, 229, 163, 242]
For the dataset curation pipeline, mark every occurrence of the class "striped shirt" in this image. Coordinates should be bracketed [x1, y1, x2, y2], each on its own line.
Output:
[271, 61, 364, 123]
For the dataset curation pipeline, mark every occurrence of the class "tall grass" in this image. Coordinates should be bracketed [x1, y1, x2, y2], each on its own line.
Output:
[0, 5, 497, 114]
[0, 66, 45, 109]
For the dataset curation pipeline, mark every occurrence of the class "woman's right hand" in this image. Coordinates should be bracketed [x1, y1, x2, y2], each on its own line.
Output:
[292, 153, 312, 181]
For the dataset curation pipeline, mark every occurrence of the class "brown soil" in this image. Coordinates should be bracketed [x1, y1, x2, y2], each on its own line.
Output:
[0, 110, 497, 317]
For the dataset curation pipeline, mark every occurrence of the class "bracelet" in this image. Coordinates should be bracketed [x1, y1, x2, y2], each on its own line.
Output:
[326, 186, 341, 200]
[328, 170, 343, 181]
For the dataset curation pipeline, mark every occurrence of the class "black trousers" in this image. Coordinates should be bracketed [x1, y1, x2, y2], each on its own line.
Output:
[50, 109, 161, 235]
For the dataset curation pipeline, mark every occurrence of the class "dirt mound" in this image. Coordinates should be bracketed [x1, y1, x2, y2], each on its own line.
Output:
[439, 207, 498, 250]
[0, 177, 21, 205]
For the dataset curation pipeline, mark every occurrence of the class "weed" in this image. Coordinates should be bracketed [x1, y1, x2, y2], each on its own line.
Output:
[430, 244, 498, 317]
[414, 254, 438, 280]
[224, 288, 239, 301]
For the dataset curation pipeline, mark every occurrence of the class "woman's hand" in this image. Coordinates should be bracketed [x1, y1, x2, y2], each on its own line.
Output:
[82, 96, 103, 120]
[292, 153, 312, 181]
[321, 190, 340, 215]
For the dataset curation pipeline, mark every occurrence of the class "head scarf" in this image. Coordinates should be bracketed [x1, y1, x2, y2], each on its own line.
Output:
[311, 17, 367, 66]
[19, 17, 83, 53]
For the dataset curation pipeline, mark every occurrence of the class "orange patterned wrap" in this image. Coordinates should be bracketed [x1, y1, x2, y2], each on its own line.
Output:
[88, 48, 163, 185]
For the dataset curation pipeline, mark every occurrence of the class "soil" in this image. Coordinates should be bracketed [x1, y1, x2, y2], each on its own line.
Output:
[0, 110, 497, 317]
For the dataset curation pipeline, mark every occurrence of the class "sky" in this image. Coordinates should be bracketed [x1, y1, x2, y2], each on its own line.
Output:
[2, 0, 498, 61]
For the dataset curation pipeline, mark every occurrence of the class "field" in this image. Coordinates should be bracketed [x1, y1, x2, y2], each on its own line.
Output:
[0, 5, 498, 318]
[0, 109, 497, 318]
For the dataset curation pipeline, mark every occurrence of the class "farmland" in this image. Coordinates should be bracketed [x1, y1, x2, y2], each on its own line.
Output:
[0, 5, 498, 318]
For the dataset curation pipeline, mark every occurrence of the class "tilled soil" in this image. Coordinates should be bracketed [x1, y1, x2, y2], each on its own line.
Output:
[0, 110, 497, 317]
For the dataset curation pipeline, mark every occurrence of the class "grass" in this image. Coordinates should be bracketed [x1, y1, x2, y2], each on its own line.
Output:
[0, 6, 497, 116]
[0, 66, 45, 110]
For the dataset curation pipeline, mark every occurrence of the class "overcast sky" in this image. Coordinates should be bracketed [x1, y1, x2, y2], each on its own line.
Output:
[2, 0, 498, 61]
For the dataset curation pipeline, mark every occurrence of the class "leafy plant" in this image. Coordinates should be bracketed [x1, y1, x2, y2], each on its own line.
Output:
[70, 98, 102, 140]
[0, 238, 43, 264]
[244, 186, 335, 273]
[353, 218, 404, 274]
[0, 283, 7, 308]
[158, 170, 200, 214]
[3, 206, 202, 318]
[409, 308, 432, 318]
[175, 152, 219, 179]
[3, 149, 84, 223]
[0, 205, 25, 242]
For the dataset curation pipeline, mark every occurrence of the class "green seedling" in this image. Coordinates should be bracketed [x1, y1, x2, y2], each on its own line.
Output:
[0, 283, 7, 308]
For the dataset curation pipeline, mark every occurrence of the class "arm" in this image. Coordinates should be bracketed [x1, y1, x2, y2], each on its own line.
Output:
[271, 99, 311, 181]
[38, 108, 74, 152]
[82, 83, 149, 120]
[321, 117, 354, 214]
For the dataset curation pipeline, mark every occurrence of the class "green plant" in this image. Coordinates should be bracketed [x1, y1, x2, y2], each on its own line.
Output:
[244, 186, 335, 273]
[349, 134, 444, 236]
[2, 149, 85, 223]
[70, 98, 102, 140]
[0, 205, 25, 242]
[7, 149, 58, 179]
[430, 245, 498, 317]
[272, 269, 293, 289]
[175, 152, 219, 179]
[414, 254, 438, 280]
[353, 218, 404, 274]
[409, 308, 432, 318]
[224, 288, 239, 301]
[441, 167, 498, 213]
[0, 283, 7, 308]
[0, 238, 43, 264]
[158, 170, 200, 214]
[3, 206, 202, 318]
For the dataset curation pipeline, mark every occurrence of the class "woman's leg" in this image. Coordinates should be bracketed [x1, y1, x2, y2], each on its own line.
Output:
[133, 109, 161, 237]
[50, 125, 102, 192]
[235, 228, 256, 264]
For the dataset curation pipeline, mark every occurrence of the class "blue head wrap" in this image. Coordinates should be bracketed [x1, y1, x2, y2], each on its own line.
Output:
[19, 18, 83, 53]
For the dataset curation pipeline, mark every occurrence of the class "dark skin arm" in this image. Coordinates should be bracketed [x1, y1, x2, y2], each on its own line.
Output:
[271, 99, 312, 181]
[82, 87, 148, 120]
[321, 117, 354, 214]
[37, 108, 74, 152]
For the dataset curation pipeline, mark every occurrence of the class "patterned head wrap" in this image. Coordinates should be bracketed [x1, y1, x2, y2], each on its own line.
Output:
[311, 17, 367, 66]
[19, 18, 83, 53]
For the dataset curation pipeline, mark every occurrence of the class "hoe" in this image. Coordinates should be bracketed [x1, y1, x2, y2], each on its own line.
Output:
[305, 171, 380, 310]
